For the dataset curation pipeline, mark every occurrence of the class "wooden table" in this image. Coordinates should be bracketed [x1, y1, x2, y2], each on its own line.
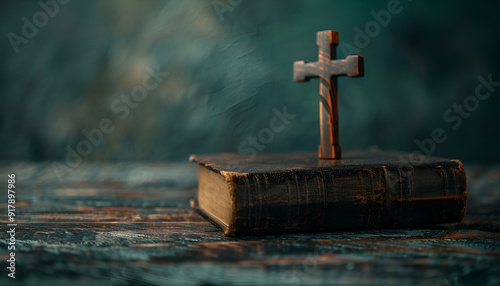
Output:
[1, 162, 499, 286]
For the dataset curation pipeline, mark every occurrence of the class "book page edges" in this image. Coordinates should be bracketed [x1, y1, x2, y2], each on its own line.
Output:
[219, 171, 249, 236]
[193, 163, 250, 236]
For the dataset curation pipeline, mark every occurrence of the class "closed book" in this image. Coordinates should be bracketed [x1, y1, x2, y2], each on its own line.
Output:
[189, 150, 467, 236]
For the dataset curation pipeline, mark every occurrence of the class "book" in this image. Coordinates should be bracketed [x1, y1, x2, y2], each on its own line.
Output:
[189, 149, 467, 236]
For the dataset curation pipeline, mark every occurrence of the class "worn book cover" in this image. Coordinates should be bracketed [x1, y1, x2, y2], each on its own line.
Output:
[190, 149, 467, 236]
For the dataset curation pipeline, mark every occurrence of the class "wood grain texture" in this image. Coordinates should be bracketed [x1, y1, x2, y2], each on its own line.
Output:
[0, 161, 499, 285]
[294, 30, 364, 159]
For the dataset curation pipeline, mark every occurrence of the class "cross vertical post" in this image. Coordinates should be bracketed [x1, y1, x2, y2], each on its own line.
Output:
[294, 30, 364, 159]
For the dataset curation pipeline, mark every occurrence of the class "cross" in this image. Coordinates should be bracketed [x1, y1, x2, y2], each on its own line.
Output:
[294, 30, 364, 159]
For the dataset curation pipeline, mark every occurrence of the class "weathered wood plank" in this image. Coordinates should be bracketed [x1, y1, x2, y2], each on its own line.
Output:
[0, 162, 499, 285]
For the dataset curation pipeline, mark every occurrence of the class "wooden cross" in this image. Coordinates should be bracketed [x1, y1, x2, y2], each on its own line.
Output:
[294, 30, 364, 159]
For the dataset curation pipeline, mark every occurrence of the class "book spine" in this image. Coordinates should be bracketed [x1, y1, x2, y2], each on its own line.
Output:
[226, 161, 467, 236]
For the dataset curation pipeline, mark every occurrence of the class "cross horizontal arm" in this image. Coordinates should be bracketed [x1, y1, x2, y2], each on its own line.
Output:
[329, 55, 364, 77]
[293, 61, 317, 82]
[294, 55, 364, 82]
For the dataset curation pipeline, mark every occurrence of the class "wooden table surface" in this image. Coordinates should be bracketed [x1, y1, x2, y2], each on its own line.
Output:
[0, 162, 499, 286]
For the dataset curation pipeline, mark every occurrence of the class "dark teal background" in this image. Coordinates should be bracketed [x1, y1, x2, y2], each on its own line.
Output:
[1, 0, 499, 163]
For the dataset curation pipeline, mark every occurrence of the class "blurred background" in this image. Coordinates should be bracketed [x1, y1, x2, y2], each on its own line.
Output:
[1, 0, 499, 164]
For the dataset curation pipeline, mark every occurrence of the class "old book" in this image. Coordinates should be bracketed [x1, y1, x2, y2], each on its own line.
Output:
[189, 150, 467, 236]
